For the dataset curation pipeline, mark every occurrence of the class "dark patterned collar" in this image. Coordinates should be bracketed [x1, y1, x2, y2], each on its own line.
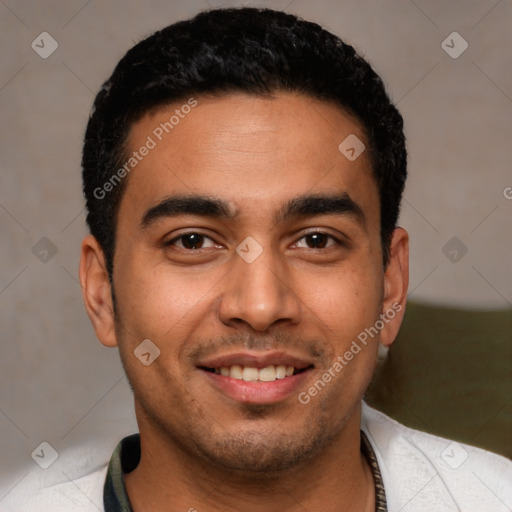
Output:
[361, 431, 388, 511]
[104, 432, 387, 511]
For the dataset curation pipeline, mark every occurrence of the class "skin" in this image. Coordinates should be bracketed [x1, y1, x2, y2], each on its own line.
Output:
[80, 92, 409, 512]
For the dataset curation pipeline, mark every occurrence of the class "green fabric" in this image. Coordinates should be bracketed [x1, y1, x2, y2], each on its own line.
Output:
[366, 302, 512, 459]
[104, 434, 139, 512]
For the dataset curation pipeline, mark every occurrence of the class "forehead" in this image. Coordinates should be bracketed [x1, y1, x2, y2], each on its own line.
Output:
[119, 92, 378, 224]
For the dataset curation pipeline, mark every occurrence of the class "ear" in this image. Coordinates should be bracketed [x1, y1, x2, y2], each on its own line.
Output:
[380, 227, 409, 347]
[79, 234, 118, 347]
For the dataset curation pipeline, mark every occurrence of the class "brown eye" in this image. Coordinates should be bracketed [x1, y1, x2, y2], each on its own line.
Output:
[169, 233, 216, 250]
[306, 233, 328, 248]
[181, 233, 204, 249]
[296, 232, 338, 249]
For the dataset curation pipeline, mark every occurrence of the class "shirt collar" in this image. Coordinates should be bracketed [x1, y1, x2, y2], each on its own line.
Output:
[361, 430, 388, 511]
[104, 432, 387, 511]
[103, 434, 139, 512]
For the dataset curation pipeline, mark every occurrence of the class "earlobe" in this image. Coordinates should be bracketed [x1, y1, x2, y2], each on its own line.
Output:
[380, 227, 409, 347]
[79, 235, 118, 347]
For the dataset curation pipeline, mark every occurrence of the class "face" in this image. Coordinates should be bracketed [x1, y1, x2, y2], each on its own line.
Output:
[81, 92, 408, 474]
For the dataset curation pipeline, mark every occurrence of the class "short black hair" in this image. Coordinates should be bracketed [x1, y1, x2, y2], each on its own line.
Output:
[82, 7, 406, 276]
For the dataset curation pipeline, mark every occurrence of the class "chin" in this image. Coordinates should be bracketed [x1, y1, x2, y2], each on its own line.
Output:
[186, 418, 338, 477]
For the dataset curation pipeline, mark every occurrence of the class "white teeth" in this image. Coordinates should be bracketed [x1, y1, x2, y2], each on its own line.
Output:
[275, 365, 287, 379]
[230, 365, 243, 379]
[242, 367, 259, 381]
[215, 364, 298, 381]
[259, 365, 276, 381]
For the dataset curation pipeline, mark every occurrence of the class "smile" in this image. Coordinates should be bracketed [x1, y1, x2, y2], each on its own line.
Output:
[197, 352, 315, 404]
[202, 364, 309, 382]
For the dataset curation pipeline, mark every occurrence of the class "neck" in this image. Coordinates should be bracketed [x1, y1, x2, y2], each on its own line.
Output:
[125, 402, 374, 512]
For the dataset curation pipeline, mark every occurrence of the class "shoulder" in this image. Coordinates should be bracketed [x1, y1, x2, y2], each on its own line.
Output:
[1, 449, 107, 512]
[361, 402, 512, 511]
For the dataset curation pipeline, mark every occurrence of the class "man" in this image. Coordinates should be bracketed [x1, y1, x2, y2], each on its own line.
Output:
[15, 6, 511, 512]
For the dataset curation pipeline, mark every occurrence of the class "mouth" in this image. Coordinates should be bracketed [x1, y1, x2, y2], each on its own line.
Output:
[197, 352, 315, 404]
[200, 364, 311, 381]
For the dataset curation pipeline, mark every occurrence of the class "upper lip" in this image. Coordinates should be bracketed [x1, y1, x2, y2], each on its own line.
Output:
[197, 351, 314, 370]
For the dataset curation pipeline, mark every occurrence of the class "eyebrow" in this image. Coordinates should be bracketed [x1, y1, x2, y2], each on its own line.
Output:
[140, 192, 365, 229]
[141, 196, 235, 228]
[277, 193, 365, 225]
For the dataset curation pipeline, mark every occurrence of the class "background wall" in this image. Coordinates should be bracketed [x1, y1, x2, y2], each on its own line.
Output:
[1, 0, 511, 502]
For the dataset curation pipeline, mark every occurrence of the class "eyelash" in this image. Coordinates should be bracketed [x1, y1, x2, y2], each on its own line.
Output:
[166, 231, 343, 251]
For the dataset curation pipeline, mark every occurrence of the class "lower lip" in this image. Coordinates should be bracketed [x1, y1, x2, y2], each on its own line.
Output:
[200, 369, 312, 404]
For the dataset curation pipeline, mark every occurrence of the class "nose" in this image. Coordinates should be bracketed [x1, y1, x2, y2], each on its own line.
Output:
[217, 245, 302, 332]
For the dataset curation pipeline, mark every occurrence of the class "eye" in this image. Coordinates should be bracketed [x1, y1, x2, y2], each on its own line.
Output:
[295, 232, 339, 249]
[167, 232, 218, 250]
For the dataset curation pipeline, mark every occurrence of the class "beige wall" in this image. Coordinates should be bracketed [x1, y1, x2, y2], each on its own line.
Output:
[1, 0, 511, 497]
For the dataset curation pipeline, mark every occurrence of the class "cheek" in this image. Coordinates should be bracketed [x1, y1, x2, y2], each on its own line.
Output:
[300, 262, 384, 338]
[301, 265, 383, 406]
[113, 264, 222, 397]
[113, 254, 222, 346]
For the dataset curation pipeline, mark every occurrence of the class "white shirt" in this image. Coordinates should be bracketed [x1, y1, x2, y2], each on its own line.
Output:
[3, 403, 511, 511]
